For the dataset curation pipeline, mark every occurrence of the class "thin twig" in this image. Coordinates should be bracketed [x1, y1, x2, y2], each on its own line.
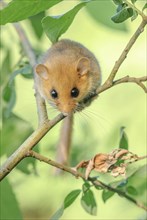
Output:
[124, 0, 147, 21]
[13, 23, 48, 125]
[97, 75, 147, 94]
[101, 19, 147, 87]
[27, 150, 147, 211]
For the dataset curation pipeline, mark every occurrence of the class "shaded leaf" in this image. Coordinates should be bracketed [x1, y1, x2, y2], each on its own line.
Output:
[119, 127, 129, 150]
[111, 7, 133, 23]
[131, 10, 138, 21]
[0, 179, 22, 220]
[29, 11, 45, 39]
[0, 0, 63, 25]
[1, 113, 38, 174]
[2, 81, 16, 118]
[0, 50, 11, 85]
[81, 188, 97, 216]
[126, 186, 138, 195]
[82, 182, 91, 192]
[127, 165, 147, 205]
[50, 190, 81, 219]
[113, 0, 123, 5]
[131, 0, 137, 4]
[102, 190, 115, 203]
[142, 3, 147, 11]
[117, 3, 127, 13]
[87, 1, 127, 32]
[42, 2, 87, 43]
[9, 64, 33, 85]
[50, 205, 64, 220]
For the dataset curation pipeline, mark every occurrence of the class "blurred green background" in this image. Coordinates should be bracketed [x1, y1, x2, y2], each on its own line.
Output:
[1, 0, 146, 219]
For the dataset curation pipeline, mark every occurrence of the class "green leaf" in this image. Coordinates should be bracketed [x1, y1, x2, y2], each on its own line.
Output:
[50, 205, 64, 220]
[142, 3, 147, 11]
[0, 179, 22, 219]
[29, 11, 45, 39]
[116, 3, 127, 13]
[119, 126, 129, 150]
[86, 1, 127, 32]
[113, 0, 123, 5]
[50, 189, 81, 220]
[42, 2, 88, 43]
[2, 81, 16, 118]
[131, 0, 137, 4]
[131, 10, 138, 21]
[126, 186, 138, 195]
[64, 189, 81, 209]
[102, 190, 115, 203]
[1, 113, 37, 174]
[81, 189, 97, 216]
[127, 165, 147, 205]
[0, 0, 63, 25]
[111, 7, 133, 23]
[82, 182, 91, 192]
[9, 64, 33, 85]
[0, 50, 11, 85]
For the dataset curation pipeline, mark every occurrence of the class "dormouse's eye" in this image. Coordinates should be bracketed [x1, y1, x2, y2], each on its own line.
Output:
[50, 89, 58, 99]
[71, 87, 79, 98]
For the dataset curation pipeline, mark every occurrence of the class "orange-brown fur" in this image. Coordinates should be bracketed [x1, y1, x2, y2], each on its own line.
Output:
[35, 39, 101, 115]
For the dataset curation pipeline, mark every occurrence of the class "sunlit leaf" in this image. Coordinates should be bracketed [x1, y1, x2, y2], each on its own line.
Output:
[0, 179, 22, 219]
[111, 7, 133, 23]
[42, 2, 88, 43]
[0, 0, 63, 25]
[119, 127, 129, 150]
[102, 190, 115, 203]
[81, 187, 97, 216]
[64, 189, 81, 209]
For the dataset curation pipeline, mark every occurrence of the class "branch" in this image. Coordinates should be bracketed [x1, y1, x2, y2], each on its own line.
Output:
[0, 114, 64, 180]
[101, 19, 147, 87]
[13, 23, 48, 125]
[27, 150, 147, 211]
[0, 3, 147, 181]
[97, 75, 147, 94]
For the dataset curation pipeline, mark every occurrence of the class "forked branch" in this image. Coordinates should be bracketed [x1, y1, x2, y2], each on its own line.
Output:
[0, 15, 147, 181]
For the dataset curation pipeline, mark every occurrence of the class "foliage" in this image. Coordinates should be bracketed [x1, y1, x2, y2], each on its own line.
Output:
[0, 0, 146, 219]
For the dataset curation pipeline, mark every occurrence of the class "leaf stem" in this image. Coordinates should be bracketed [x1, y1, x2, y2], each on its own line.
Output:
[124, 0, 147, 20]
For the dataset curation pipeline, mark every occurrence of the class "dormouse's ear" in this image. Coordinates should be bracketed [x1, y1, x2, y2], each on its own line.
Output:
[35, 64, 49, 80]
[76, 57, 90, 76]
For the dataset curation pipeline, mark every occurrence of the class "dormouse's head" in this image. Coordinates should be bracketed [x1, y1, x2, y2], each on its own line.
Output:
[35, 57, 92, 115]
